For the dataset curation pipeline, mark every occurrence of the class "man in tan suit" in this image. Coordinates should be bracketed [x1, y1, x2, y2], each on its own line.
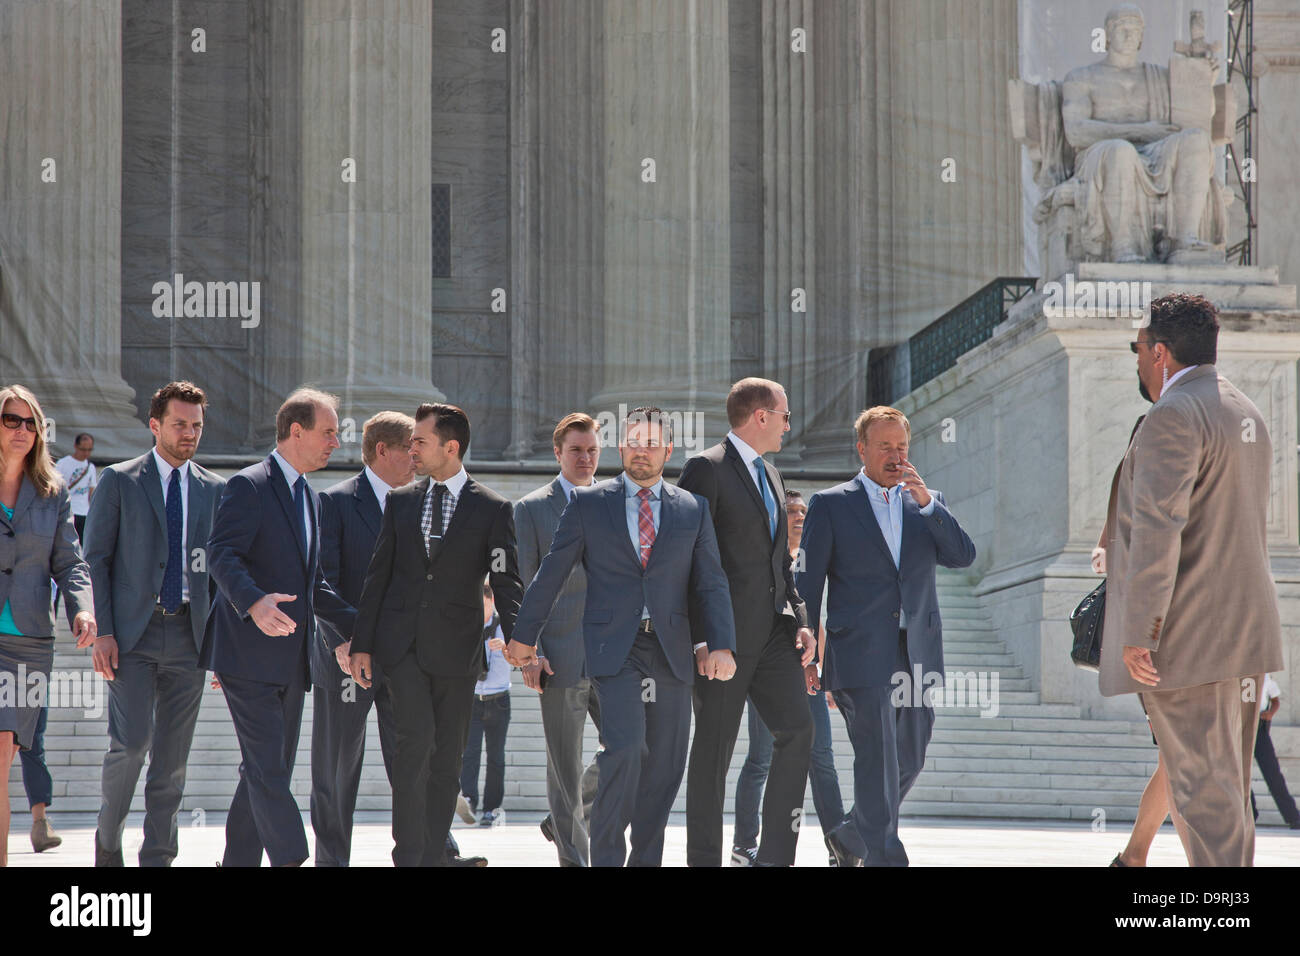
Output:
[1100, 293, 1284, 866]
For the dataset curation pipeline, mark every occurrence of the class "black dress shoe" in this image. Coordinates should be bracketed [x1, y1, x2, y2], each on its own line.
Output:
[824, 824, 864, 868]
[94, 830, 123, 867]
[539, 815, 556, 843]
[449, 854, 489, 867]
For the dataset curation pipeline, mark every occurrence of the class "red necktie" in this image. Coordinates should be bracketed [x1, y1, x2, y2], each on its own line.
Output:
[882, 488, 889, 503]
[637, 487, 656, 568]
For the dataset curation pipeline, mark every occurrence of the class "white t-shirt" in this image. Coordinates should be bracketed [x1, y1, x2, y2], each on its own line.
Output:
[55, 455, 98, 517]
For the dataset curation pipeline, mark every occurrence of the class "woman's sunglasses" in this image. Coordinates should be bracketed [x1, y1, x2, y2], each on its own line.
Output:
[1, 413, 38, 433]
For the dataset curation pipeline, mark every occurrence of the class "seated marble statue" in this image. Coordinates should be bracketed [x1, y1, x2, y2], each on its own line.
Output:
[1040, 3, 1227, 266]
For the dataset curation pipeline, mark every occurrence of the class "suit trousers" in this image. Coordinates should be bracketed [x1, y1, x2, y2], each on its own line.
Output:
[686, 617, 813, 866]
[1252, 718, 1300, 825]
[831, 631, 934, 867]
[1144, 674, 1262, 866]
[590, 631, 691, 867]
[98, 609, 206, 865]
[539, 677, 602, 866]
[217, 667, 309, 867]
[386, 649, 477, 867]
[309, 670, 397, 867]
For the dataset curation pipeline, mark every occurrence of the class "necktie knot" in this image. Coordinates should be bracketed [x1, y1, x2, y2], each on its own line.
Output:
[882, 487, 889, 503]
[636, 487, 652, 501]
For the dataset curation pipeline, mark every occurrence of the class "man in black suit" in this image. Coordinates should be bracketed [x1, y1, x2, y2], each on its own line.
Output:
[679, 378, 815, 866]
[350, 403, 523, 867]
[200, 387, 357, 867]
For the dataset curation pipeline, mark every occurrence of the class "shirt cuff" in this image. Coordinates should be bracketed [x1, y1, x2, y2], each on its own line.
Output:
[919, 498, 936, 516]
[693, 642, 708, 652]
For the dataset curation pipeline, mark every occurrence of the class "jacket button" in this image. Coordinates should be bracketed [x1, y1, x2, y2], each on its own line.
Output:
[892, 611, 899, 619]
[159, 562, 166, 569]
[768, 586, 775, 593]
[426, 573, 433, 581]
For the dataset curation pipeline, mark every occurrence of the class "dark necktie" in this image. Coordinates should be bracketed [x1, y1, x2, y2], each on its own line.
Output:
[159, 468, 183, 612]
[292, 474, 309, 557]
[427, 482, 447, 560]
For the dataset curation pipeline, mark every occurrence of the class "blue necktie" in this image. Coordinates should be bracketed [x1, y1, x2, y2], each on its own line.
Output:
[292, 474, 309, 557]
[160, 468, 183, 612]
[755, 459, 776, 540]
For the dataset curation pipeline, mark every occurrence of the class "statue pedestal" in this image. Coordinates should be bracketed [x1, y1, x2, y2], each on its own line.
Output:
[1029, 261, 1298, 315]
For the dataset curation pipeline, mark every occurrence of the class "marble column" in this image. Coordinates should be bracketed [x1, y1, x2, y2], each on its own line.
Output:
[0, 0, 143, 457]
[507, 0, 605, 460]
[297, 0, 442, 462]
[761, 0, 817, 462]
[590, 0, 732, 453]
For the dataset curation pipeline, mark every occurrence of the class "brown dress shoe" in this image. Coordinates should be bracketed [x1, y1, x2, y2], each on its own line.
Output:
[31, 818, 62, 852]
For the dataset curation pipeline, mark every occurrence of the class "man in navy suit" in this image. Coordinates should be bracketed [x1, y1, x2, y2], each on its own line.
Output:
[796, 406, 975, 867]
[506, 406, 737, 867]
[201, 387, 357, 867]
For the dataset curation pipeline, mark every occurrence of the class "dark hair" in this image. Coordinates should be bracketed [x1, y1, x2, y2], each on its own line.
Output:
[416, 402, 471, 459]
[726, 378, 782, 428]
[149, 381, 208, 423]
[552, 412, 599, 449]
[276, 387, 339, 441]
[74, 433, 94, 448]
[1147, 293, 1219, 366]
[623, 405, 672, 444]
[784, 489, 803, 502]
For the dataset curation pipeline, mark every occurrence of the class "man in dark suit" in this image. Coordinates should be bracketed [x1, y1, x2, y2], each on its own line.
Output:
[797, 406, 975, 866]
[506, 406, 737, 867]
[84, 381, 224, 867]
[514, 412, 603, 865]
[679, 378, 815, 867]
[200, 387, 358, 867]
[350, 403, 523, 867]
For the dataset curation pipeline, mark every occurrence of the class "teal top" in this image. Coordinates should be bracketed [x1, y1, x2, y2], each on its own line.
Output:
[0, 502, 20, 636]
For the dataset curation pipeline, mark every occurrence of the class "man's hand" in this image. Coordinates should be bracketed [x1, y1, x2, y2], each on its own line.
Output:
[334, 640, 352, 674]
[73, 610, 97, 647]
[1091, 547, 1106, 575]
[795, 626, 816, 667]
[522, 657, 553, 692]
[702, 649, 736, 681]
[488, 637, 506, 652]
[898, 458, 931, 508]
[804, 663, 820, 695]
[695, 645, 709, 677]
[1122, 646, 1160, 686]
[250, 593, 298, 637]
[505, 639, 537, 668]
[1263, 698, 1281, 721]
[825, 690, 836, 709]
[92, 635, 119, 681]
[349, 652, 374, 690]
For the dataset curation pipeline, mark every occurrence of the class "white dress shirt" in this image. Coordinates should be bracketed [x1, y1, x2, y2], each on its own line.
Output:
[271, 449, 314, 554]
[153, 448, 191, 602]
[726, 430, 778, 537]
[557, 472, 592, 502]
[1161, 363, 1199, 396]
[364, 466, 394, 515]
[856, 469, 936, 630]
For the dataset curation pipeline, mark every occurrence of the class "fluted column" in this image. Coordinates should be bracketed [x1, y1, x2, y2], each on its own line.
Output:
[298, 0, 441, 461]
[0, 0, 142, 456]
[761, 0, 817, 462]
[591, 0, 731, 449]
[1257, 0, 1300, 287]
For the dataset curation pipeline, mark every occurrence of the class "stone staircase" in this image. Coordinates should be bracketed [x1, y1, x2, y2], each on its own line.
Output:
[9, 572, 1293, 829]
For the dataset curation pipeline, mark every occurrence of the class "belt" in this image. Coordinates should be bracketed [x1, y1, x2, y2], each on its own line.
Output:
[637, 618, 655, 634]
[156, 603, 190, 617]
[476, 690, 508, 702]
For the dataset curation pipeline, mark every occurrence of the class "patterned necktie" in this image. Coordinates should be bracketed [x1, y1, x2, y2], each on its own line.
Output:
[160, 468, 183, 612]
[636, 487, 656, 568]
[292, 474, 309, 556]
[882, 487, 888, 504]
[754, 458, 777, 540]
[426, 482, 447, 559]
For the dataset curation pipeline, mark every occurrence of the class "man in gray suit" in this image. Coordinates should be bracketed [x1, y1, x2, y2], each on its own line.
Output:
[1100, 294, 1283, 866]
[83, 381, 225, 867]
[514, 412, 603, 866]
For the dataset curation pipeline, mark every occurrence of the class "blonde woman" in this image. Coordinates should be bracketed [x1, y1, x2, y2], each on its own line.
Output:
[0, 385, 96, 866]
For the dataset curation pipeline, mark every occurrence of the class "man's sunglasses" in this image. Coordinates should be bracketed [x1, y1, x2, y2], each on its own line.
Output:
[1, 413, 37, 433]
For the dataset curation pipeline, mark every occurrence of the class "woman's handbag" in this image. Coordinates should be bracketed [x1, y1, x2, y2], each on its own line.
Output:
[1069, 578, 1106, 671]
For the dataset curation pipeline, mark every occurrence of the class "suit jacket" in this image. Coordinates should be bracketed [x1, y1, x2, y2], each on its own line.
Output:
[311, 470, 389, 689]
[0, 476, 92, 636]
[352, 475, 523, 678]
[1099, 366, 1284, 695]
[511, 475, 736, 684]
[795, 479, 975, 691]
[677, 439, 808, 656]
[514, 478, 589, 687]
[199, 454, 357, 685]
[82, 451, 224, 655]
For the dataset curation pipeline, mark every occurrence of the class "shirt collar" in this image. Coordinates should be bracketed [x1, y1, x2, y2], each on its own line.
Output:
[1161, 364, 1199, 395]
[152, 447, 190, 486]
[857, 468, 899, 500]
[557, 473, 593, 500]
[271, 449, 302, 489]
[427, 466, 468, 499]
[726, 431, 763, 470]
[621, 473, 662, 500]
[363, 466, 393, 511]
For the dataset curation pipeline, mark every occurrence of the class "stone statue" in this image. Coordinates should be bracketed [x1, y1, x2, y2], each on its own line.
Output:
[1010, 4, 1233, 277]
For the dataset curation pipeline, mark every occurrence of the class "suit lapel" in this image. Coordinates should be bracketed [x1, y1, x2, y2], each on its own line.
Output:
[548, 478, 568, 522]
[139, 452, 168, 539]
[183, 466, 208, 554]
[643, 481, 674, 571]
[605, 478, 643, 570]
[8, 477, 36, 526]
[266, 456, 309, 570]
[724, 439, 770, 529]
[846, 479, 896, 567]
[353, 472, 381, 537]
